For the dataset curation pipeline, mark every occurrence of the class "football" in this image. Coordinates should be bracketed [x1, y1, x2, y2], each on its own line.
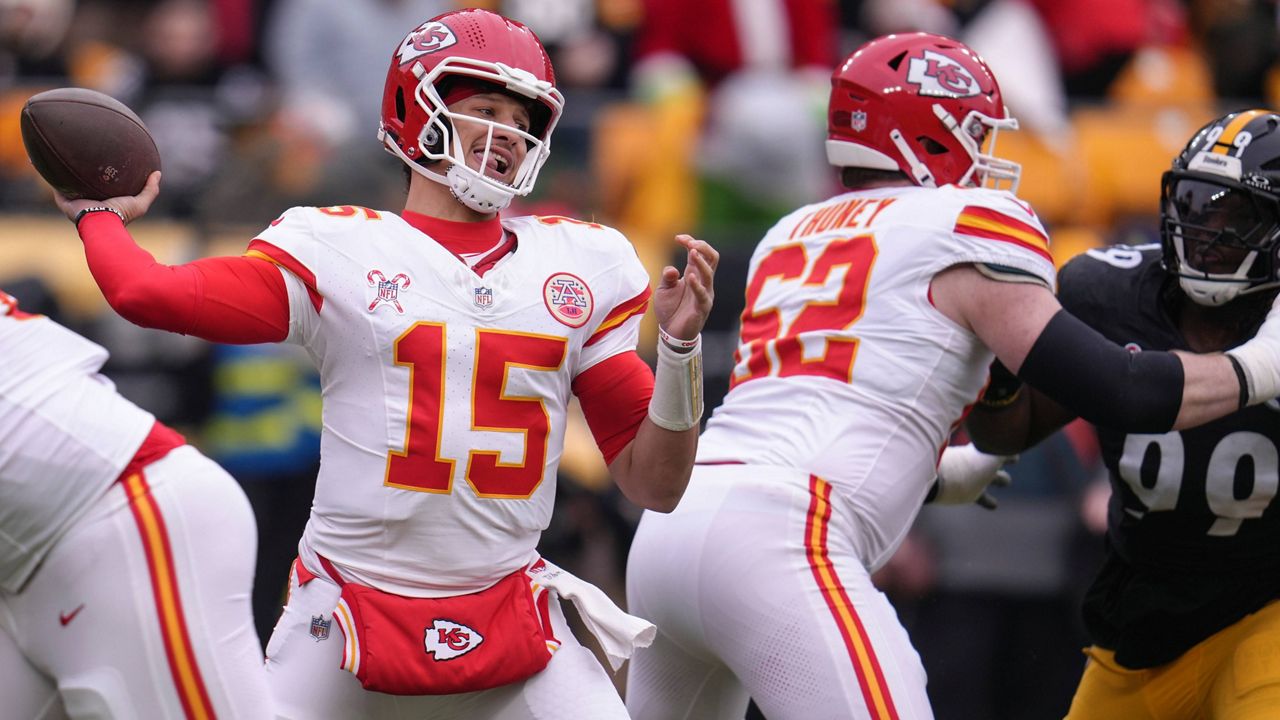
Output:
[19, 87, 160, 201]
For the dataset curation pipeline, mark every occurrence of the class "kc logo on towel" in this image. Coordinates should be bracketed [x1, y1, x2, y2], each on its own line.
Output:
[424, 619, 484, 660]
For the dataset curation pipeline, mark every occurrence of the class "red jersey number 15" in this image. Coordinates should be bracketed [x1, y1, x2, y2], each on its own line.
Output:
[385, 325, 567, 499]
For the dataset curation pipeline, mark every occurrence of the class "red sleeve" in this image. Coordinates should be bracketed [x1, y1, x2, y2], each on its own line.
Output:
[77, 211, 289, 343]
[572, 351, 655, 465]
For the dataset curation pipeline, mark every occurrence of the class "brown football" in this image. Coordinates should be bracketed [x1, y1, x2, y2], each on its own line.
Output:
[19, 87, 160, 201]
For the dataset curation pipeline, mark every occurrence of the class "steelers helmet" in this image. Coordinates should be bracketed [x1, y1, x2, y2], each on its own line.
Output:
[1161, 110, 1280, 306]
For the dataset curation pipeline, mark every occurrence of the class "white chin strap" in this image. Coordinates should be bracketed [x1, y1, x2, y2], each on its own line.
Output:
[1176, 236, 1259, 306]
[402, 158, 517, 213]
[1179, 276, 1251, 307]
[444, 163, 516, 213]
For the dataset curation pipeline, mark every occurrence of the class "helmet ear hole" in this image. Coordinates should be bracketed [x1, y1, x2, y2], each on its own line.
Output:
[918, 137, 948, 155]
[424, 122, 445, 155]
[395, 88, 406, 123]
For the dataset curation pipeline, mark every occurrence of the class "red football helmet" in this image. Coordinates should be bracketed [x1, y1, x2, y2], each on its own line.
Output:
[379, 9, 565, 212]
[826, 33, 1020, 191]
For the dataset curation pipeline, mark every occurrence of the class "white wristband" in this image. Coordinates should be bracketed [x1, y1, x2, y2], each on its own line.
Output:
[658, 326, 700, 351]
[1227, 294, 1280, 406]
[647, 333, 704, 432]
[1227, 344, 1280, 406]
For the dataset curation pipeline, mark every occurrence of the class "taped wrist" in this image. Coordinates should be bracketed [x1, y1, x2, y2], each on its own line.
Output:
[647, 333, 704, 431]
[1224, 353, 1251, 410]
[1226, 337, 1280, 407]
[1019, 310, 1183, 432]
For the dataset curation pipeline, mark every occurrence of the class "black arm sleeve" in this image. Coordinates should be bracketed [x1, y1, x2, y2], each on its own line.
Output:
[1018, 310, 1184, 432]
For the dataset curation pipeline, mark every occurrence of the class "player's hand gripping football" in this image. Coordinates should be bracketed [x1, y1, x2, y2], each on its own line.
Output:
[55, 170, 162, 226]
[654, 234, 719, 342]
[932, 443, 1017, 510]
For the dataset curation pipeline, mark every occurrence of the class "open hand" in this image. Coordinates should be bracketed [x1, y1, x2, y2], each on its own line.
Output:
[653, 234, 719, 341]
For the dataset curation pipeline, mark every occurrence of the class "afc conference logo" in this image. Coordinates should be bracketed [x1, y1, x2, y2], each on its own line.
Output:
[367, 269, 412, 314]
[906, 50, 980, 98]
[397, 21, 458, 64]
[425, 619, 484, 661]
[543, 272, 593, 328]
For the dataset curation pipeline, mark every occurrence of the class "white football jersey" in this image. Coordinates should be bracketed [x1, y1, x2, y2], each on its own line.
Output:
[251, 207, 651, 596]
[697, 186, 1056, 570]
[0, 291, 155, 592]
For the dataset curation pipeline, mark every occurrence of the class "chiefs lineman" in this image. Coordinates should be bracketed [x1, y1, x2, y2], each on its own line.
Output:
[624, 35, 1280, 719]
[968, 110, 1280, 720]
[0, 290, 271, 718]
[52, 9, 716, 719]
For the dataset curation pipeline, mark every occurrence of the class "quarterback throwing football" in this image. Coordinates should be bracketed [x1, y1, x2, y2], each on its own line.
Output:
[54, 9, 716, 719]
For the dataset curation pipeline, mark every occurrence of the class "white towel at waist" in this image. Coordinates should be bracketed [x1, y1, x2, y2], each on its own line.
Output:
[527, 558, 656, 671]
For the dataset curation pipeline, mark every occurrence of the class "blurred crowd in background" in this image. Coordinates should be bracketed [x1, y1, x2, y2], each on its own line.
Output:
[2, 1, 1278, 718]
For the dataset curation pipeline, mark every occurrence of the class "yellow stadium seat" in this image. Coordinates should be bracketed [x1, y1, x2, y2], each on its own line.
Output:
[1266, 63, 1280, 109]
[1072, 104, 1218, 224]
[1107, 45, 1216, 108]
[997, 129, 1085, 227]
[1049, 225, 1106, 270]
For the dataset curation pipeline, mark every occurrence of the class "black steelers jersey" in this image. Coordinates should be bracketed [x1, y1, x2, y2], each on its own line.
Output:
[1057, 243, 1280, 669]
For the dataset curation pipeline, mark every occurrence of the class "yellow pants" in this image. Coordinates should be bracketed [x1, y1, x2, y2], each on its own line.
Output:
[1065, 600, 1280, 720]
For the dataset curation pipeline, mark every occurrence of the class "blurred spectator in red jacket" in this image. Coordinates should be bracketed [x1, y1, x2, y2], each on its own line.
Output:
[633, 0, 836, 90]
[625, 0, 839, 246]
[1027, 0, 1185, 98]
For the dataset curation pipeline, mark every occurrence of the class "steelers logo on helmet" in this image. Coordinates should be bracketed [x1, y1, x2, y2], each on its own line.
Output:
[906, 50, 981, 98]
[1159, 109, 1280, 306]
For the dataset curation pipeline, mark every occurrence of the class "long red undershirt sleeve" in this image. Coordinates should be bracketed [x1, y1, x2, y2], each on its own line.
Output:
[77, 211, 290, 344]
[573, 351, 656, 465]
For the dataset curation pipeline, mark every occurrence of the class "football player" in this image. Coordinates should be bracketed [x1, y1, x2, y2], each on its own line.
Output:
[966, 109, 1280, 720]
[50, 9, 717, 719]
[623, 35, 1280, 720]
[0, 289, 271, 718]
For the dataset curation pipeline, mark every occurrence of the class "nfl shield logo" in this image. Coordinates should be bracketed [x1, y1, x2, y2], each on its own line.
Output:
[310, 614, 331, 641]
[474, 287, 493, 308]
[366, 269, 412, 313]
[851, 110, 868, 132]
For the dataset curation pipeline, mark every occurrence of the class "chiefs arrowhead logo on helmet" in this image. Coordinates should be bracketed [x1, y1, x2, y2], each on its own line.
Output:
[397, 21, 458, 64]
[380, 9, 564, 213]
[906, 50, 980, 98]
[825, 33, 1019, 190]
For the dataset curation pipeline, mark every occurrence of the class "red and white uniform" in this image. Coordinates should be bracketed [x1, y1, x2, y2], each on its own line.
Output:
[626, 186, 1056, 720]
[0, 291, 269, 719]
[250, 207, 650, 595]
[0, 294, 152, 592]
[255, 208, 652, 718]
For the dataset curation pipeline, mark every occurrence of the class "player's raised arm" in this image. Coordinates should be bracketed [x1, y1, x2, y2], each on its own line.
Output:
[52, 171, 291, 344]
[932, 265, 1280, 434]
[607, 234, 719, 512]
